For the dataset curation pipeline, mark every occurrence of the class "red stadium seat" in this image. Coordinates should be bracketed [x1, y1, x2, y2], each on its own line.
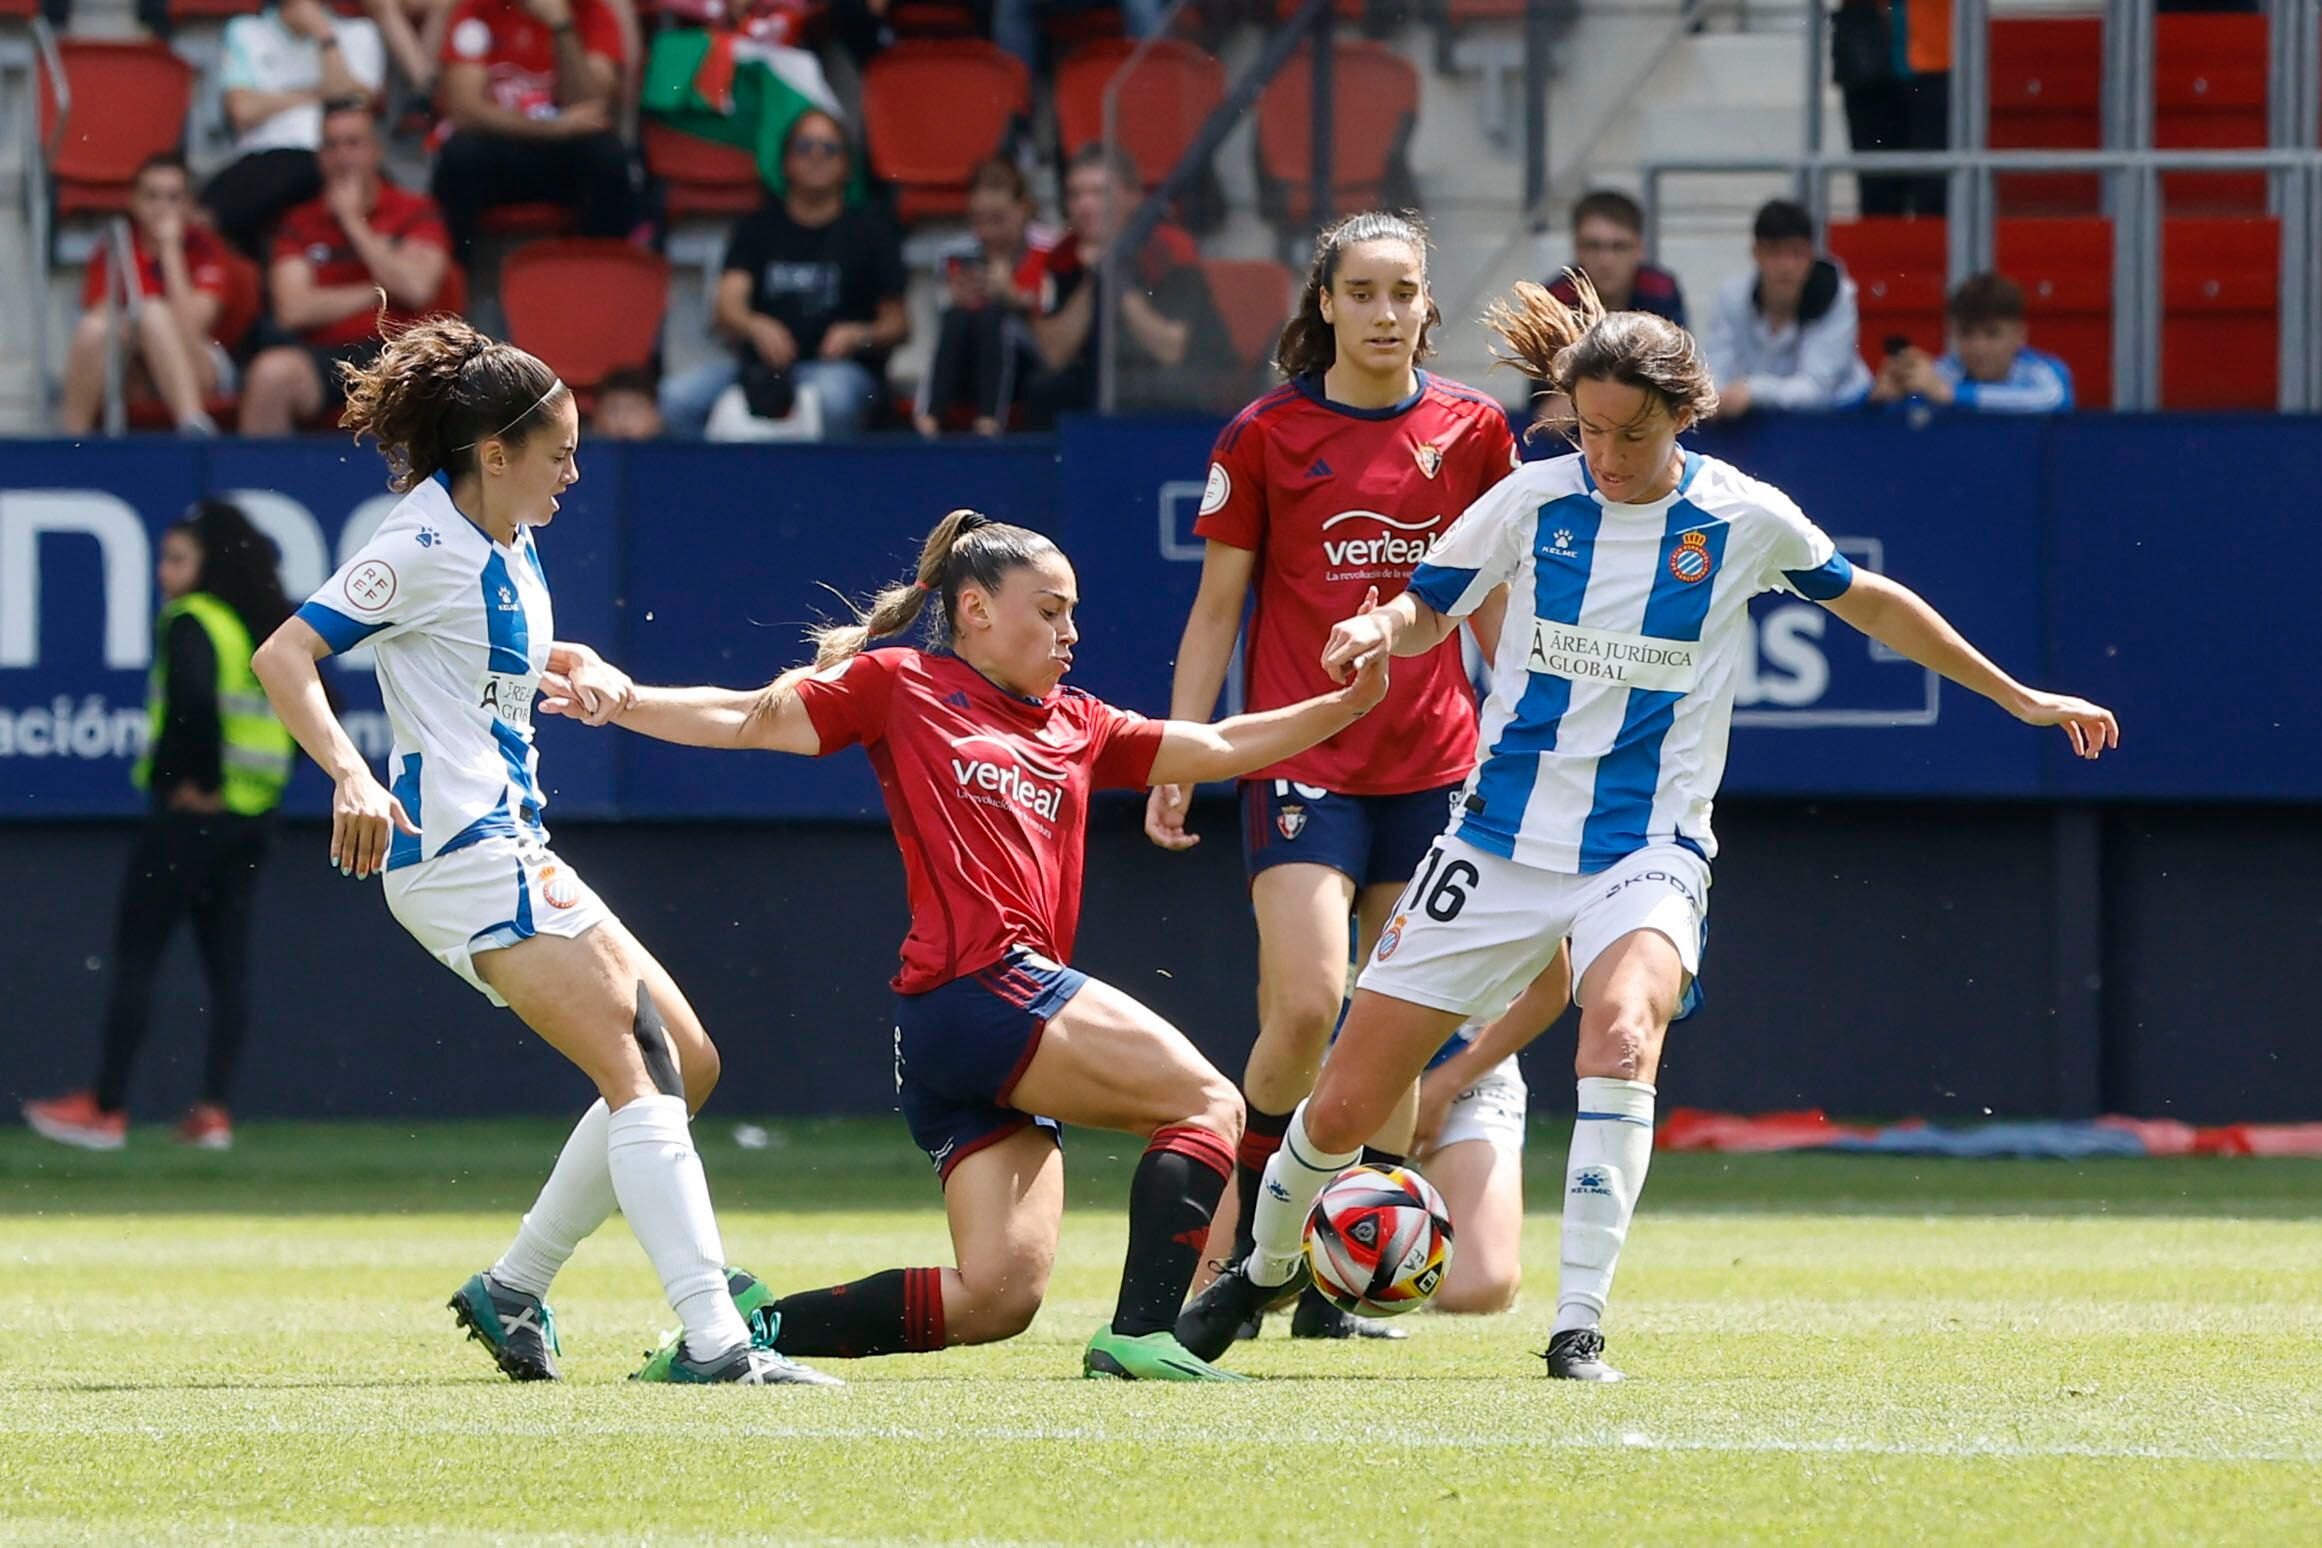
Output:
[1200, 257, 1295, 374]
[2161, 216, 2279, 410]
[644, 121, 765, 221]
[2154, 13, 2268, 215]
[36, 39, 194, 220]
[1825, 218, 1947, 367]
[1987, 16, 2102, 216]
[1255, 39, 1418, 227]
[1054, 39, 1224, 189]
[500, 239, 670, 407]
[862, 41, 1029, 223]
[1992, 216, 2112, 409]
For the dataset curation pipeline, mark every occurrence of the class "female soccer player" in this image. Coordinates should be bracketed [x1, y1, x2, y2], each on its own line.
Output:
[1182, 277, 2119, 1380]
[1151, 210, 1567, 1339]
[558, 509, 1388, 1381]
[251, 316, 829, 1388]
[25, 501, 296, 1153]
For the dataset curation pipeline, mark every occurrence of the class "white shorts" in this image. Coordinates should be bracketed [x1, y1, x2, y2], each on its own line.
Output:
[383, 834, 614, 1006]
[1359, 835, 1709, 1022]
[1432, 1054, 1528, 1157]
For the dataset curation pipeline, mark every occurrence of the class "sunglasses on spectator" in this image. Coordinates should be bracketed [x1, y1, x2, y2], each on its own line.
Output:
[790, 136, 846, 157]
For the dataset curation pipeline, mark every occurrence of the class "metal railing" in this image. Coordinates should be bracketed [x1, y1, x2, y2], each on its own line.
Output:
[1642, 148, 2322, 412]
[24, 14, 67, 421]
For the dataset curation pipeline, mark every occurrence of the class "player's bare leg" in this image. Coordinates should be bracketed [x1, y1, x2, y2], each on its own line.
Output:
[1546, 926, 1684, 1383]
[763, 1126, 1063, 1357]
[1178, 988, 1464, 1362]
[1416, 1137, 1523, 1314]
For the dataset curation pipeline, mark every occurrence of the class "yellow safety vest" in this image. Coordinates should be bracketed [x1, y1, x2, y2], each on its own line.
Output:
[134, 592, 294, 816]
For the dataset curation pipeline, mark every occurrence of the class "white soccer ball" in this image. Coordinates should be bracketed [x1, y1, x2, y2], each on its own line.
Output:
[1302, 1163, 1455, 1318]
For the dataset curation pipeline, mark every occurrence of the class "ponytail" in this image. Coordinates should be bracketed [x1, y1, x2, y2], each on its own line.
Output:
[338, 308, 567, 492]
[1275, 209, 1439, 380]
[1486, 271, 1719, 437]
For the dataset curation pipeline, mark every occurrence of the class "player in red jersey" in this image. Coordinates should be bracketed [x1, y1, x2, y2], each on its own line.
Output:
[548, 509, 1390, 1381]
[1149, 210, 1570, 1338]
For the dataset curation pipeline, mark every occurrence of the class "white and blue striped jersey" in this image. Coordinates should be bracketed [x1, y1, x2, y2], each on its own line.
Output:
[1933, 346, 2074, 413]
[294, 474, 552, 872]
[1407, 450, 1853, 874]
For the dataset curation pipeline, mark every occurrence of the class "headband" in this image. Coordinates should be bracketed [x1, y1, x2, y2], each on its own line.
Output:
[456, 381, 566, 451]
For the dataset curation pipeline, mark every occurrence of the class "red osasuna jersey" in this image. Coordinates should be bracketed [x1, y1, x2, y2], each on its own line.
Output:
[794, 648, 1167, 993]
[1195, 372, 1519, 795]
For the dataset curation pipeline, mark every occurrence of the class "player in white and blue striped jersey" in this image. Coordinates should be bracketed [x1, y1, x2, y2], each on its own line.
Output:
[253, 316, 831, 1388]
[1180, 276, 2118, 1381]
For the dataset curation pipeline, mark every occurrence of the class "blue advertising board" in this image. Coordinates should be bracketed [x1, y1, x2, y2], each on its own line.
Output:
[0, 415, 2308, 818]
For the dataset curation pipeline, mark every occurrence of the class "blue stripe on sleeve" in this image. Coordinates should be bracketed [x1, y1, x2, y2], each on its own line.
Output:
[1407, 562, 1479, 616]
[295, 600, 387, 654]
[1783, 550, 1855, 601]
[1459, 493, 1601, 858]
[1578, 508, 1729, 870]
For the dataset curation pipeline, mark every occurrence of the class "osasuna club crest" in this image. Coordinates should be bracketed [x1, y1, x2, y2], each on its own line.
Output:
[1412, 441, 1443, 478]
[1277, 802, 1307, 840]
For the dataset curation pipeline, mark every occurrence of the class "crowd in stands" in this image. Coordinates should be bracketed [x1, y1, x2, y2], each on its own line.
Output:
[45, 0, 2198, 442]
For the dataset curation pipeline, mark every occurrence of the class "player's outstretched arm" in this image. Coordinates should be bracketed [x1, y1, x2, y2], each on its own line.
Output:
[252, 617, 417, 880]
[544, 641, 636, 728]
[1318, 589, 1460, 680]
[1148, 648, 1389, 786]
[1820, 570, 2120, 759]
[1146, 539, 1259, 852]
[544, 672, 826, 756]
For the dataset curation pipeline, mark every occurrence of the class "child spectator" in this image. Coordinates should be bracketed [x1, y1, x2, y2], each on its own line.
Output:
[1703, 197, 1873, 416]
[592, 365, 665, 439]
[1871, 271, 2074, 413]
[1548, 189, 1685, 325]
[914, 159, 1057, 438]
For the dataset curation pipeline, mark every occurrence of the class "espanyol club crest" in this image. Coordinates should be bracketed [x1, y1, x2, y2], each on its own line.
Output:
[1375, 913, 1407, 961]
[1276, 803, 1308, 840]
[1412, 441, 1443, 479]
[1668, 529, 1714, 584]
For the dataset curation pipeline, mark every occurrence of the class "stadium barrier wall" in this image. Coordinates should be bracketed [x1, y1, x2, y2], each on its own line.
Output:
[2, 418, 2316, 1124]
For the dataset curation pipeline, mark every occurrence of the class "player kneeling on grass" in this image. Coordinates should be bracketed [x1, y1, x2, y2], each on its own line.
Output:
[543, 510, 1391, 1380]
[1179, 275, 2119, 1382]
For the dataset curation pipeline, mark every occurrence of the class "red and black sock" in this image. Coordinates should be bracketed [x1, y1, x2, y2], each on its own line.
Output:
[769, 1267, 947, 1358]
[1113, 1124, 1235, 1338]
[1233, 1102, 1294, 1260]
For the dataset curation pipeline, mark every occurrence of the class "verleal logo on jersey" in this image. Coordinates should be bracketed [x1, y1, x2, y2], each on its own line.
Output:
[342, 560, 397, 612]
[1199, 462, 1230, 516]
[948, 734, 1067, 823]
[1669, 529, 1715, 584]
[1320, 509, 1441, 572]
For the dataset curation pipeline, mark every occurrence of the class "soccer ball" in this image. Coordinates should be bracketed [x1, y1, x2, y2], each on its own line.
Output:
[1302, 1163, 1455, 1317]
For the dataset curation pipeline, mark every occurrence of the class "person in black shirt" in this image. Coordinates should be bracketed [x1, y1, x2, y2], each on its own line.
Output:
[22, 502, 297, 1153]
[659, 109, 909, 439]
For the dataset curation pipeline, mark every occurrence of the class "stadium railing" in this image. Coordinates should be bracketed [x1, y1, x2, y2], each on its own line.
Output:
[1639, 148, 2322, 412]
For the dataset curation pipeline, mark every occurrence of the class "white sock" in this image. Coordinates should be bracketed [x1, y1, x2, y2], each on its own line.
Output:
[605, 1093, 750, 1364]
[1248, 1102, 1361, 1286]
[1553, 1077, 1656, 1336]
[490, 1100, 619, 1299]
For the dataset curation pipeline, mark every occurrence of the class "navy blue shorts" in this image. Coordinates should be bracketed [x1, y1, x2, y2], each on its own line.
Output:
[1240, 779, 1465, 889]
[892, 948, 1077, 1182]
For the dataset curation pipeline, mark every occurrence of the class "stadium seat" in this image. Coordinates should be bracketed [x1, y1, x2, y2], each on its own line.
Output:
[1200, 257, 1294, 375]
[1824, 218, 1947, 367]
[1993, 216, 2112, 409]
[2154, 12, 2268, 216]
[1053, 39, 1224, 189]
[1254, 38, 1418, 228]
[500, 239, 669, 408]
[644, 121, 765, 221]
[2160, 216, 2279, 411]
[1987, 15, 2102, 216]
[861, 41, 1029, 223]
[36, 38, 195, 220]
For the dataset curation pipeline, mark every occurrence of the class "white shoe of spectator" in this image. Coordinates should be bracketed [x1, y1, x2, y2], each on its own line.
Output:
[704, 382, 824, 443]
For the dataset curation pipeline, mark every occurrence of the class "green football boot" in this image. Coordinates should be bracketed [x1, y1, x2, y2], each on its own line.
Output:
[632, 1326, 841, 1386]
[1082, 1326, 1251, 1381]
[724, 1266, 780, 1349]
[447, 1271, 561, 1382]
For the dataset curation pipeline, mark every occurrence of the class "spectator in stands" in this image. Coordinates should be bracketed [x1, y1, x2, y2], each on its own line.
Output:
[365, 0, 454, 105]
[429, 0, 634, 261]
[915, 159, 1057, 438]
[592, 365, 665, 439]
[1832, 0, 1949, 217]
[993, 0, 1162, 74]
[239, 101, 453, 435]
[63, 155, 240, 438]
[1703, 198, 1873, 416]
[660, 109, 908, 440]
[1550, 189, 1685, 325]
[1024, 143, 1227, 425]
[204, 0, 388, 261]
[1871, 271, 2074, 414]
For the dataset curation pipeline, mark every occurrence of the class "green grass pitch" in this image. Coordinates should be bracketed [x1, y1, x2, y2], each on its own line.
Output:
[3, 1118, 2319, 1545]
